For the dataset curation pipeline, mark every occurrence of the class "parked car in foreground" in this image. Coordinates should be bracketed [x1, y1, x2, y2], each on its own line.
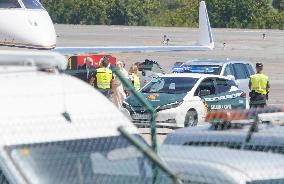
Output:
[160, 145, 284, 184]
[172, 59, 255, 94]
[163, 117, 284, 154]
[122, 73, 247, 128]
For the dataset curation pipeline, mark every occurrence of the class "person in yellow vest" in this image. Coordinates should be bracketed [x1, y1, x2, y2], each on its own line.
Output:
[129, 64, 141, 91]
[249, 63, 270, 108]
[93, 57, 113, 98]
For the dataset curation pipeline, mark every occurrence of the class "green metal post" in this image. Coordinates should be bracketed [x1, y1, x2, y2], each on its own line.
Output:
[118, 126, 183, 184]
[112, 68, 159, 184]
[112, 68, 157, 151]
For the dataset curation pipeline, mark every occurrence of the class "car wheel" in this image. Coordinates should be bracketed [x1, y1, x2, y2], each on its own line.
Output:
[184, 110, 198, 127]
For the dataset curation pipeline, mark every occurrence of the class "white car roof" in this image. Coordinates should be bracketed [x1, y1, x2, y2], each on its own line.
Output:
[0, 57, 137, 147]
[184, 59, 252, 66]
[161, 72, 225, 79]
[161, 145, 284, 183]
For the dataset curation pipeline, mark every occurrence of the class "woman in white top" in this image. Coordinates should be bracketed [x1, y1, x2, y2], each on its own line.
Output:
[110, 61, 128, 108]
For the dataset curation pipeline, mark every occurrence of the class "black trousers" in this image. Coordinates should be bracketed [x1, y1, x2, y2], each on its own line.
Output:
[249, 91, 267, 109]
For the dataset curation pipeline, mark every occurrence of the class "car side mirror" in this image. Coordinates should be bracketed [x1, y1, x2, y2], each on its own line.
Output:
[227, 75, 235, 81]
[199, 89, 211, 97]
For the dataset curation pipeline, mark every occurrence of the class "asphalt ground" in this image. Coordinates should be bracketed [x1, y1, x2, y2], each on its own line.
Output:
[55, 24, 284, 105]
[55, 24, 284, 143]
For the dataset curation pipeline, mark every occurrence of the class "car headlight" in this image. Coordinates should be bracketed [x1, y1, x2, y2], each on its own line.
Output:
[158, 101, 183, 111]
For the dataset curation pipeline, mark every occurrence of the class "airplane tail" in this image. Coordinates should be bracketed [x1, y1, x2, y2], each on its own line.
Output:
[197, 1, 214, 49]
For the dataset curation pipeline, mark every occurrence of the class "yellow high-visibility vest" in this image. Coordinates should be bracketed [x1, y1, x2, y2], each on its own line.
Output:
[250, 73, 268, 95]
[131, 73, 140, 91]
[96, 68, 112, 89]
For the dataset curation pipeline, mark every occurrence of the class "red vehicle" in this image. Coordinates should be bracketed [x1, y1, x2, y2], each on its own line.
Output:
[67, 55, 116, 70]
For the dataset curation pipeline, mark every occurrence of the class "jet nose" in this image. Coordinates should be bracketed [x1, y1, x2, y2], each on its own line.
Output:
[25, 11, 57, 49]
[0, 9, 56, 49]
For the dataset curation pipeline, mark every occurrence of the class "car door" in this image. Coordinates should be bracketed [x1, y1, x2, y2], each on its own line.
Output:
[195, 77, 219, 112]
[214, 78, 246, 110]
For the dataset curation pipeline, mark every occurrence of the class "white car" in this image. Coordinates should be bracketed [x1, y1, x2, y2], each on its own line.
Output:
[172, 59, 255, 95]
[123, 73, 247, 128]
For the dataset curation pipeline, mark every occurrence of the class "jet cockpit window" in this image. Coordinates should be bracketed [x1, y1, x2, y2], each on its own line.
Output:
[0, 0, 21, 8]
[22, 0, 43, 9]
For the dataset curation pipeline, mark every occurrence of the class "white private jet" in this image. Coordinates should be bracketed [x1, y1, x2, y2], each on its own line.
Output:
[0, 0, 214, 54]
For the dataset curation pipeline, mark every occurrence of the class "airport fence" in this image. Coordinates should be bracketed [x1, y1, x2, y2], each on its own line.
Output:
[3, 51, 284, 184]
[60, 64, 284, 184]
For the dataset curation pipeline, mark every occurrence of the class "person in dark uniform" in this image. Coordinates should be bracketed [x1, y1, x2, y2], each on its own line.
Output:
[77, 57, 94, 83]
[249, 63, 270, 108]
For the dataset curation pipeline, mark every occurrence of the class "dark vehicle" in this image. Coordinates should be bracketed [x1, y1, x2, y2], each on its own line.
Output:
[137, 59, 165, 87]
[164, 117, 284, 154]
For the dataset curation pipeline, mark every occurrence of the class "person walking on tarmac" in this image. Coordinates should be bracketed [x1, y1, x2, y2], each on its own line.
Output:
[129, 64, 141, 91]
[93, 56, 113, 98]
[249, 63, 270, 108]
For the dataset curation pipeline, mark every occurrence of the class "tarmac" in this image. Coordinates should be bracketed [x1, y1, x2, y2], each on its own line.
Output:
[55, 24, 284, 143]
[55, 24, 284, 105]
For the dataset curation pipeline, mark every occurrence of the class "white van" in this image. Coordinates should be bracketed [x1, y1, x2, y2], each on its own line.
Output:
[0, 50, 148, 184]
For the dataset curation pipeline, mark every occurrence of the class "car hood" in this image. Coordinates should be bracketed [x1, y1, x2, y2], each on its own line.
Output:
[126, 93, 186, 109]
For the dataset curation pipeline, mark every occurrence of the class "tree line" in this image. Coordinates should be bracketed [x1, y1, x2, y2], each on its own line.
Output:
[41, 0, 284, 29]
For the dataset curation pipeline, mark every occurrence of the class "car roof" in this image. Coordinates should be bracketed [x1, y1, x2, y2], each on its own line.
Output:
[160, 145, 284, 183]
[161, 72, 225, 79]
[164, 124, 284, 147]
[184, 59, 251, 66]
[0, 54, 137, 147]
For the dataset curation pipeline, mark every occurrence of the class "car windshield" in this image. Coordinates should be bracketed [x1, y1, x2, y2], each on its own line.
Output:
[183, 65, 222, 75]
[7, 135, 171, 184]
[0, 0, 21, 8]
[141, 77, 198, 94]
[22, 0, 43, 9]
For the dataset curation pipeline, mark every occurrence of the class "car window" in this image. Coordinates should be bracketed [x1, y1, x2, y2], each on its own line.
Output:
[195, 78, 216, 96]
[0, 170, 9, 184]
[232, 63, 247, 79]
[0, 0, 21, 8]
[183, 65, 222, 75]
[7, 135, 159, 184]
[223, 64, 234, 76]
[246, 63, 255, 76]
[215, 78, 233, 93]
[142, 77, 198, 94]
[22, 0, 43, 9]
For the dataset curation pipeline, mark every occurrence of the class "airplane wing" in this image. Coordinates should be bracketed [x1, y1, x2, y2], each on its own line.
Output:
[54, 1, 214, 55]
